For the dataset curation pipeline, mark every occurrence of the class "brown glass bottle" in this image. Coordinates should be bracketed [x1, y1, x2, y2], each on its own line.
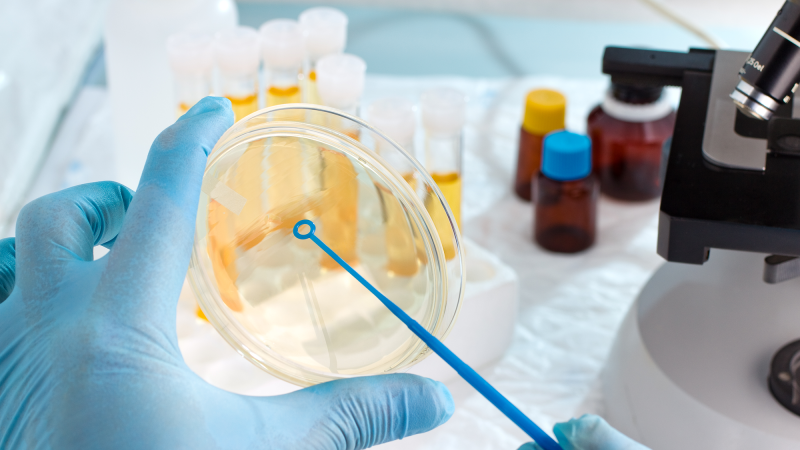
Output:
[534, 131, 598, 253]
[514, 89, 566, 201]
[587, 83, 675, 201]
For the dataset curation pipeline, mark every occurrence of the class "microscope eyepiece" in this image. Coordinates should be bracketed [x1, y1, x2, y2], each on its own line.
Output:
[731, 0, 800, 120]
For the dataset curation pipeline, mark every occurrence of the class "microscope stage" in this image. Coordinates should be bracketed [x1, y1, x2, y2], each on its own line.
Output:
[659, 51, 800, 264]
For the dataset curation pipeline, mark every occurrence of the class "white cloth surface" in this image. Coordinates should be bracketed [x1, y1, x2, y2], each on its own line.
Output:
[0, 0, 108, 236]
[32, 74, 668, 448]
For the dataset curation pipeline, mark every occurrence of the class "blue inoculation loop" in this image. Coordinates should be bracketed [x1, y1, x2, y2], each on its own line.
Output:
[293, 219, 316, 240]
[293, 220, 563, 450]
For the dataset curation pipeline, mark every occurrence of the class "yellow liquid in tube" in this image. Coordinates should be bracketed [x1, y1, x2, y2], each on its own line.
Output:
[266, 85, 301, 106]
[177, 102, 192, 119]
[426, 172, 461, 261]
[305, 70, 321, 105]
[205, 139, 268, 316]
[381, 173, 421, 276]
[308, 122, 360, 270]
[266, 85, 304, 123]
[319, 147, 359, 270]
[207, 199, 243, 313]
[228, 93, 259, 122]
[266, 137, 306, 228]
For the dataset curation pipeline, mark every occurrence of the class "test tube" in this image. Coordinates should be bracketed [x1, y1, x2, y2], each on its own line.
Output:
[316, 53, 366, 137]
[315, 53, 366, 270]
[259, 19, 305, 106]
[259, 19, 306, 241]
[166, 31, 221, 320]
[298, 7, 348, 105]
[421, 88, 466, 261]
[368, 98, 420, 276]
[166, 32, 214, 119]
[207, 27, 264, 319]
[214, 26, 261, 122]
[368, 98, 417, 180]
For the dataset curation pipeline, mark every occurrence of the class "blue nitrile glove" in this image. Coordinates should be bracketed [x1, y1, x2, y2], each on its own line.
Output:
[0, 238, 13, 300]
[519, 414, 650, 450]
[0, 97, 453, 449]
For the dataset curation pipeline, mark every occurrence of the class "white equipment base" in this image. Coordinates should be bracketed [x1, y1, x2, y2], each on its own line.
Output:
[604, 249, 800, 449]
[407, 238, 518, 382]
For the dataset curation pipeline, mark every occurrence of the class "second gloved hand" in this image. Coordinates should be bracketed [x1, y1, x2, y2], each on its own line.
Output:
[519, 414, 650, 450]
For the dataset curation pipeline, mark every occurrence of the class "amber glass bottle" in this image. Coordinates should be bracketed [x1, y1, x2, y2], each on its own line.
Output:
[587, 82, 676, 201]
[534, 131, 598, 253]
[514, 89, 566, 201]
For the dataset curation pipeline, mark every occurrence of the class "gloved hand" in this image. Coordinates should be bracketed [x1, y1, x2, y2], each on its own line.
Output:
[519, 414, 650, 450]
[0, 97, 453, 449]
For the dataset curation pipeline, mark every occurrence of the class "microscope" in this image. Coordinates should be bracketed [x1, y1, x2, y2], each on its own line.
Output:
[601, 2, 800, 448]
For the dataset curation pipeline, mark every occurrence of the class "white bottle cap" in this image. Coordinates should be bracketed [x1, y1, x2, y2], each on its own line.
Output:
[166, 32, 214, 76]
[299, 7, 348, 63]
[316, 53, 366, 109]
[368, 97, 416, 145]
[214, 26, 261, 75]
[259, 19, 305, 71]
[421, 88, 467, 136]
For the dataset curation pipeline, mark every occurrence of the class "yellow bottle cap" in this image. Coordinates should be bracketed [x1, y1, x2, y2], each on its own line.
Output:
[523, 89, 566, 136]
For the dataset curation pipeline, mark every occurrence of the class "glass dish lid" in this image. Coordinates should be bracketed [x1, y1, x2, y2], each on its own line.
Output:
[188, 104, 464, 386]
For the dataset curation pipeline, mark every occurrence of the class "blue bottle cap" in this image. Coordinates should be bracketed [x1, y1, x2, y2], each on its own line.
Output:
[541, 130, 592, 181]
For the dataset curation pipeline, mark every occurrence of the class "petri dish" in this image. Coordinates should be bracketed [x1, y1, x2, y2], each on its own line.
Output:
[188, 104, 465, 386]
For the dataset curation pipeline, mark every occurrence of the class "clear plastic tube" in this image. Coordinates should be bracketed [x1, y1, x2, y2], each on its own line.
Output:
[299, 7, 348, 105]
[422, 88, 466, 260]
[208, 26, 263, 322]
[368, 97, 420, 275]
[314, 53, 366, 269]
[214, 26, 261, 122]
[166, 32, 214, 118]
[260, 19, 305, 107]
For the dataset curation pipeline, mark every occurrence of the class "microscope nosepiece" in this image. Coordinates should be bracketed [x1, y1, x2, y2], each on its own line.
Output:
[731, 0, 800, 121]
[730, 80, 781, 121]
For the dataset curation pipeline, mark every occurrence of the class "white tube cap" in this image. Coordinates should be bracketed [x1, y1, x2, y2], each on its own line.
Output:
[166, 32, 214, 76]
[316, 53, 366, 109]
[214, 26, 261, 75]
[368, 98, 416, 145]
[299, 7, 348, 63]
[421, 88, 467, 136]
[259, 19, 305, 71]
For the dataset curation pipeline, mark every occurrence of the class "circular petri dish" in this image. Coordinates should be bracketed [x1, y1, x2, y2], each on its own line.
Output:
[188, 104, 465, 386]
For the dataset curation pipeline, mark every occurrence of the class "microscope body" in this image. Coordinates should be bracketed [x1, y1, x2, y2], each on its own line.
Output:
[602, 4, 800, 445]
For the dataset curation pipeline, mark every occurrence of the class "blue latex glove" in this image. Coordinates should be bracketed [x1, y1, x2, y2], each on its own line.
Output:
[518, 415, 649, 450]
[0, 237, 13, 300]
[0, 97, 453, 449]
